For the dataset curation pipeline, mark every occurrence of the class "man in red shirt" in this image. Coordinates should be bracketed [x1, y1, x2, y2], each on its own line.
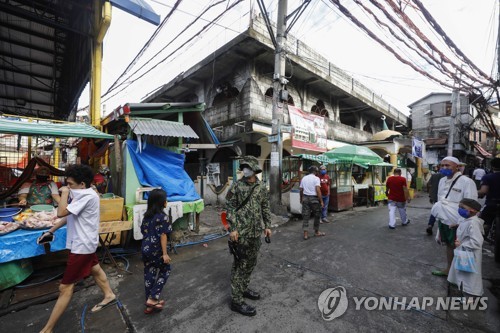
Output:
[318, 165, 331, 223]
[385, 168, 411, 229]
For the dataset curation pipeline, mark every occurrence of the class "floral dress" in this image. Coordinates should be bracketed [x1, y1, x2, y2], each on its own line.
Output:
[141, 213, 172, 301]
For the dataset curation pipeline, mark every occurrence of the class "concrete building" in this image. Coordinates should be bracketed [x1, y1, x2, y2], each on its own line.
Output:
[144, 14, 409, 206]
[409, 92, 496, 168]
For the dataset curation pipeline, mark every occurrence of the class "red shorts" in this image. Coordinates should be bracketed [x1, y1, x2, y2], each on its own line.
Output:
[61, 253, 99, 285]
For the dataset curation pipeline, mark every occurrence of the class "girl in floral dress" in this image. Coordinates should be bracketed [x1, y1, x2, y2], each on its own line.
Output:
[141, 189, 172, 314]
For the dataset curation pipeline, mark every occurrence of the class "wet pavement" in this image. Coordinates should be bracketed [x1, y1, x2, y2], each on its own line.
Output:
[1, 193, 499, 332]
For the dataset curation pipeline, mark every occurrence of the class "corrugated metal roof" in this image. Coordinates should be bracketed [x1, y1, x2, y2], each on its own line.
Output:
[0, 1, 94, 119]
[0, 118, 114, 139]
[129, 118, 199, 139]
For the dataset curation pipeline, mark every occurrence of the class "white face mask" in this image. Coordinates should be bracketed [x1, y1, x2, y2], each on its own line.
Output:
[242, 168, 254, 177]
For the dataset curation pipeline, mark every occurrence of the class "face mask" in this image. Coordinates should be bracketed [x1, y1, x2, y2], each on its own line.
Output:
[439, 169, 453, 177]
[242, 168, 254, 178]
[320, 170, 327, 175]
[458, 207, 470, 218]
[36, 175, 49, 182]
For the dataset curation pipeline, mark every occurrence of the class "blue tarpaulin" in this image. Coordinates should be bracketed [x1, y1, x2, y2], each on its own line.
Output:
[0, 227, 67, 263]
[127, 140, 201, 202]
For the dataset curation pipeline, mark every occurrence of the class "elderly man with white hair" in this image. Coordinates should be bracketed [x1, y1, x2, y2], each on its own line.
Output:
[431, 156, 478, 277]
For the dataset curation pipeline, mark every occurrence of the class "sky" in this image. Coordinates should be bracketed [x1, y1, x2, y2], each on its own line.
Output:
[78, 0, 498, 117]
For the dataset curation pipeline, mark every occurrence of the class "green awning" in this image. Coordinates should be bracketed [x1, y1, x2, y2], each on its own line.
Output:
[324, 145, 383, 165]
[0, 118, 114, 139]
[294, 154, 335, 164]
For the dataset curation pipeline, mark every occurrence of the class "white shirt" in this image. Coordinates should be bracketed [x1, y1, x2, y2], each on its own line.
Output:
[300, 173, 320, 196]
[65, 188, 100, 254]
[472, 168, 486, 180]
[431, 172, 478, 226]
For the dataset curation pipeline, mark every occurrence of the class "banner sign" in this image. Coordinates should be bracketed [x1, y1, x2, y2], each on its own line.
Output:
[412, 137, 423, 158]
[288, 106, 327, 152]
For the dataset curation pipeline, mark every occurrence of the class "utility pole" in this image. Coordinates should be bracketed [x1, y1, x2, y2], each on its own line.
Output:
[269, 0, 287, 213]
[493, 0, 500, 157]
[447, 89, 459, 156]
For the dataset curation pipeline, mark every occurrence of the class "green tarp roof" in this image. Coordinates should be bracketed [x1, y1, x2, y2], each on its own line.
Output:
[0, 118, 114, 139]
[324, 145, 383, 165]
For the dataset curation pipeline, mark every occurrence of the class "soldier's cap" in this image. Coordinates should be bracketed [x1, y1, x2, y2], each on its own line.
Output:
[308, 165, 318, 173]
[239, 156, 262, 174]
[460, 198, 481, 212]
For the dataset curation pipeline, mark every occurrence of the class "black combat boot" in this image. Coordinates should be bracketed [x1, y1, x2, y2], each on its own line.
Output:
[230, 301, 257, 316]
[243, 289, 261, 300]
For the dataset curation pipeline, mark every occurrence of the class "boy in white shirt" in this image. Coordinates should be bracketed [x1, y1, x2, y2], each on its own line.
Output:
[38, 164, 116, 333]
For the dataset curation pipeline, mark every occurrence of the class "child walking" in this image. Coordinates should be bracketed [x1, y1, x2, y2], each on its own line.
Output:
[447, 198, 484, 299]
[141, 189, 172, 314]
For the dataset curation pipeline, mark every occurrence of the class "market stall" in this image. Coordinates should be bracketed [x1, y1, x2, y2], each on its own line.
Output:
[324, 145, 392, 209]
[287, 154, 333, 214]
[101, 103, 219, 243]
[0, 117, 117, 290]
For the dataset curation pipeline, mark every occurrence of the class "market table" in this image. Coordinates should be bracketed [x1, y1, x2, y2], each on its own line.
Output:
[0, 227, 67, 264]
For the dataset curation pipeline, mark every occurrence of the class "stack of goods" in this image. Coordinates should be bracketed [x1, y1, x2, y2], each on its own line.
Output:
[16, 211, 61, 230]
[0, 221, 20, 235]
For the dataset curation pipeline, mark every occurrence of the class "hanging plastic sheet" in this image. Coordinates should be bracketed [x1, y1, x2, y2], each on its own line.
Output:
[127, 140, 201, 202]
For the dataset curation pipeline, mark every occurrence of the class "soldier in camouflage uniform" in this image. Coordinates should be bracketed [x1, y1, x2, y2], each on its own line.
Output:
[226, 156, 272, 316]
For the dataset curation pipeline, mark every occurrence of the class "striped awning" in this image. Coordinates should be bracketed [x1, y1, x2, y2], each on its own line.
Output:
[128, 118, 199, 139]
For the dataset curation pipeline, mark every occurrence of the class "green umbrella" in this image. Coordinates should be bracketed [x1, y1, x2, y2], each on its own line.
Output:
[324, 145, 383, 165]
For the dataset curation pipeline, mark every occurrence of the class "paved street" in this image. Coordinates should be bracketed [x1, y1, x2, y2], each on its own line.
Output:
[2, 194, 499, 332]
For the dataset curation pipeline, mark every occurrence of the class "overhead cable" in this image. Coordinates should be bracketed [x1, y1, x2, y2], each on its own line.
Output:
[103, 0, 231, 99]
[410, 0, 495, 85]
[382, 0, 490, 87]
[101, 0, 245, 104]
[328, 0, 455, 90]
[105, 0, 184, 95]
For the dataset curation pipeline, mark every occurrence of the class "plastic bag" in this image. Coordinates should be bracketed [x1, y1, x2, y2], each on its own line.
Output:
[454, 248, 477, 273]
[435, 228, 442, 245]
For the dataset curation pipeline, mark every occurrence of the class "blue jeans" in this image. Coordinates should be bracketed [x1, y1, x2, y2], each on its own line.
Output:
[321, 195, 329, 219]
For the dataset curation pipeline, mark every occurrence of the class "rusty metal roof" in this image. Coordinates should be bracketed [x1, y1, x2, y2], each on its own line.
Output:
[128, 118, 199, 139]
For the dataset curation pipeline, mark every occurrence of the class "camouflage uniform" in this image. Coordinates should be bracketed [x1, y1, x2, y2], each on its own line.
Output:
[226, 156, 271, 305]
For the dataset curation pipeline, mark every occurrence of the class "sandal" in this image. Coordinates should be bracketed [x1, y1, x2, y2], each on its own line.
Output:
[303, 231, 309, 240]
[145, 301, 164, 311]
[431, 270, 448, 277]
[314, 232, 326, 237]
[91, 298, 117, 313]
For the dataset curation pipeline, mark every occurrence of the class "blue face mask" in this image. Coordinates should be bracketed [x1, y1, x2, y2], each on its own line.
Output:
[320, 170, 327, 175]
[439, 169, 453, 177]
[458, 207, 470, 218]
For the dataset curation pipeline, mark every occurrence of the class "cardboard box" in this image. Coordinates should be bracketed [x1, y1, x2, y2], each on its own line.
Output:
[100, 196, 124, 222]
[99, 220, 132, 246]
[99, 220, 133, 234]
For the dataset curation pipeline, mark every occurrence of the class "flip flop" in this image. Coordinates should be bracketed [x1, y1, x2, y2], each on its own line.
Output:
[303, 232, 309, 240]
[431, 270, 448, 277]
[314, 232, 326, 237]
[91, 298, 117, 313]
[144, 301, 163, 311]
[144, 303, 162, 315]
